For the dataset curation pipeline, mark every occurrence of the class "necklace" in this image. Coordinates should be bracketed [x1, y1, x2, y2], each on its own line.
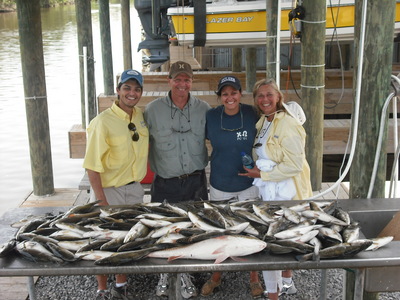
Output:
[220, 105, 243, 132]
[253, 116, 272, 148]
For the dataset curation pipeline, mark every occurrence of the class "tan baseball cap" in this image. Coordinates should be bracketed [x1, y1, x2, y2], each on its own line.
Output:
[169, 61, 193, 79]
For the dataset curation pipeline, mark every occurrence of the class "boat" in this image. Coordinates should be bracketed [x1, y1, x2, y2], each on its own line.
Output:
[135, 0, 400, 65]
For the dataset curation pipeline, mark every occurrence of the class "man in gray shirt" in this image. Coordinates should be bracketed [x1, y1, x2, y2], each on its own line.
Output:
[144, 61, 210, 299]
[145, 60, 210, 203]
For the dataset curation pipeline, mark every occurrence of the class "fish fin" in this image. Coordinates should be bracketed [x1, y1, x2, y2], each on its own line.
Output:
[214, 255, 229, 264]
[230, 256, 246, 262]
[167, 255, 182, 261]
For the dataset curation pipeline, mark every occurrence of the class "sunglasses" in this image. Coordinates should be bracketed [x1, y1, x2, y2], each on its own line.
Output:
[128, 123, 140, 141]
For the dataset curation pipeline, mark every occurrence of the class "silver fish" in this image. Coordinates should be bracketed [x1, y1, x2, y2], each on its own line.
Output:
[365, 236, 394, 251]
[46, 242, 77, 262]
[150, 221, 193, 238]
[139, 218, 172, 228]
[76, 250, 115, 261]
[0, 239, 16, 257]
[95, 246, 162, 265]
[16, 240, 63, 264]
[252, 204, 276, 224]
[124, 222, 150, 243]
[147, 235, 266, 264]
[342, 224, 360, 243]
[301, 210, 348, 226]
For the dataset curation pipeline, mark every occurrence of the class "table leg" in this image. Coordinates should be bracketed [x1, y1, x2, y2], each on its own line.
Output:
[167, 273, 182, 300]
[27, 276, 36, 300]
[319, 269, 327, 300]
[354, 268, 365, 300]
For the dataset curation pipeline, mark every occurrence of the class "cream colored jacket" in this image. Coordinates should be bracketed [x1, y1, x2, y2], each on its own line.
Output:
[253, 112, 313, 200]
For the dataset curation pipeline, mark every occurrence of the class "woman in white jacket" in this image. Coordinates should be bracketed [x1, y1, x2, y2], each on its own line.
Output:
[239, 78, 313, 300]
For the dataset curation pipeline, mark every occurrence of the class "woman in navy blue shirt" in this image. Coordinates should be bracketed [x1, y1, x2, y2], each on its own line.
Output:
[201, 76, 263, 298]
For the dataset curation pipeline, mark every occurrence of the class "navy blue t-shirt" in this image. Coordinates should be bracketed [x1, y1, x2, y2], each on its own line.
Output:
[206, 104, 259, 192]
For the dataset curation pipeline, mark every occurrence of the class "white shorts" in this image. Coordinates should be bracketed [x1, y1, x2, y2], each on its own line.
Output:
[90, 182, 144, 205]
[209, 185, 259, 202]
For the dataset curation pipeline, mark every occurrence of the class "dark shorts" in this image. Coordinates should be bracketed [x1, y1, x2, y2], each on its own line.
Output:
[151, 169, 208, 203]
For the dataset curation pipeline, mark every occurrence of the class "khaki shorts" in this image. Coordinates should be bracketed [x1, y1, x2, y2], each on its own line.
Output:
[90, 182, 144, 205]
[209, 185, 259, 202]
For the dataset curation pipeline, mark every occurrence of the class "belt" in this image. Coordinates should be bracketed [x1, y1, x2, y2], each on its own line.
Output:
[165, 170, 203, 180]
[125, 181, 136, 185]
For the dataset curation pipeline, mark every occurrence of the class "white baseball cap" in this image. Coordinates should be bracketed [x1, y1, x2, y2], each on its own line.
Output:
[282, 101, 306, 125]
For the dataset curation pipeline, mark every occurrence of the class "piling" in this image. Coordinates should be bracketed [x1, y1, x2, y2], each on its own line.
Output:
[121, 0, 132, 70]
[16, 0, 54, 196]
[99, 0, 114, 95]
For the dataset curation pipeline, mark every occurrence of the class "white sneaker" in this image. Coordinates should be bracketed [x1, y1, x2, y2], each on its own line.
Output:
[280, 280, 297, 295]
[156, 273, 169, 297]
[180, 273, 198, 299]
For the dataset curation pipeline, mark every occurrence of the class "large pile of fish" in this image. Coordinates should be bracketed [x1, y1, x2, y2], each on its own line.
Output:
[0, 199, 394, 266]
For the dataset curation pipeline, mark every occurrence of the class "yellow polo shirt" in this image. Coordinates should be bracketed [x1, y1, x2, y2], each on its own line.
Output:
[83, 101, 149, 188]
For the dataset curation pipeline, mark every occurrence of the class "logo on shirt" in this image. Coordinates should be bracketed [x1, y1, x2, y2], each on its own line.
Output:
[237, 130, 248, 140]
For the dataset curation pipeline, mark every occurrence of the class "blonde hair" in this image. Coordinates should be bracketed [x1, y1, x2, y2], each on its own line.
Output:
[252, 78, 287, 114]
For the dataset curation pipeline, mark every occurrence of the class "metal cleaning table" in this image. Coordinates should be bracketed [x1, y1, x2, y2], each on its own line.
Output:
[1, 198, 400, 299]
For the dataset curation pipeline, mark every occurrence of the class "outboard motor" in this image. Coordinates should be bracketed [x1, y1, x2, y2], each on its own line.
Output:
[134, 0, 179, 69]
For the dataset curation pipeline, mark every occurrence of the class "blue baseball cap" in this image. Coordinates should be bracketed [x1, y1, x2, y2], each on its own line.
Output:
[216, 75, 241, 95]
[118, 69, 143, 88]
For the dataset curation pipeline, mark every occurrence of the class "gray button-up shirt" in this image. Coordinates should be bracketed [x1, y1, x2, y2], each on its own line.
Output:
[144, 93, 211, 179]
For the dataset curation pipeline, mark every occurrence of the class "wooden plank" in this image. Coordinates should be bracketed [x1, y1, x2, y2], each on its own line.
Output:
[0, 276, 38, 300]
[20, 189, 81, 207]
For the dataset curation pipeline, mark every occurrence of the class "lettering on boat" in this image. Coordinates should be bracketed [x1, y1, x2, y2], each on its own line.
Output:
[206, 16, 254, 24]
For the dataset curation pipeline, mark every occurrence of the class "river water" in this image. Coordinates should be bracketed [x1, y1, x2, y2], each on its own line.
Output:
[0, 2, 142, 212]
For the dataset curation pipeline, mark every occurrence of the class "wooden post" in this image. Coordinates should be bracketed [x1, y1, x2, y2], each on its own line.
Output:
[266, 0, 278, 82]
[99, 0, 114, 95]
[232, 48, 242, 72]
[76, 0, 96, 125]
[350, 2, 396, 193]
[246, 48, 257, 92]
[16, 0, 54, 196]
[301, 0, 325, 191]
[121, 0, 132, 70]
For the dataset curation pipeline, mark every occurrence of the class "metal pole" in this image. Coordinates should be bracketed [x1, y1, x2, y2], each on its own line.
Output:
[27, 276, 36, 300]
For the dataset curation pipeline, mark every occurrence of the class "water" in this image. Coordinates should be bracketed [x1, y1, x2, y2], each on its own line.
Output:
[0, 2, 142, 211]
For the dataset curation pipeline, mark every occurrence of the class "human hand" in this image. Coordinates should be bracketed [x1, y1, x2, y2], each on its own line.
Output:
[238, 165, 261, 178]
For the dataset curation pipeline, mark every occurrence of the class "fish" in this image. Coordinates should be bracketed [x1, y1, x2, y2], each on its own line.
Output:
[365, 236, 394, 251]
[252, 204, 276, 224]
[95, 246, 164, 265]
[272, 239, 314, 253]
[282, 207, 302, 224]
[76, 250, 115, 261]
[15, 216, 49, 240]
[274, 225, 321, 240]
[124, 222, 150, 243]
[16, 240, 64, 264]
[50, 229, 84, 240]
[18, 232, 59, 245]
[147, 235, 267, 264]
[301, 210, 348, 226]
[150, 221, 193, 238]
[55, 222, 93, 234]
[100, 236, 126, 251]
[83, 229, 129, 240]
[309, 237, 322, 261]
[342, 224, 360, 243]
[57, 239, 92, 252]
[265, 242, 297, 254]
[0, 239, 17, 257]
[63, 200, 101, 217]
[46, 242, 77, 262]
[333, 207, 351, 225]
[139, 218, 172, 228]
[76, 239, 109, 253]
[117, 237, 157, 252]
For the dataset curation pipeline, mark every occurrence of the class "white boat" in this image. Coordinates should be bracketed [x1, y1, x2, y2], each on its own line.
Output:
[167, 0, 400, 47]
